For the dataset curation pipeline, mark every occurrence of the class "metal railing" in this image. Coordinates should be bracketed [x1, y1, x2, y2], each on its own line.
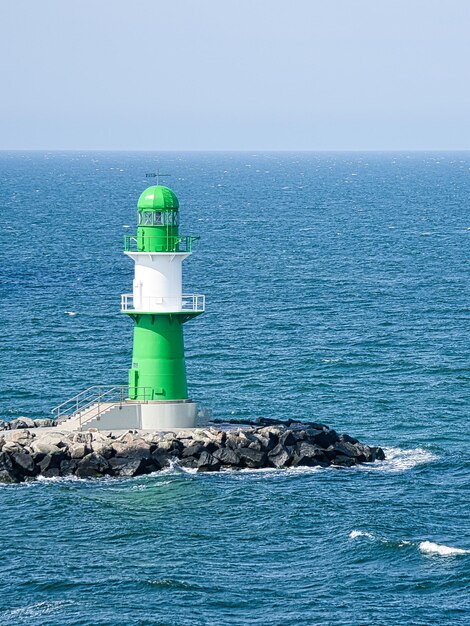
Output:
[124, 235, 199, 253]
[51, 385, 152, 428]
[121, 293, 205, 313]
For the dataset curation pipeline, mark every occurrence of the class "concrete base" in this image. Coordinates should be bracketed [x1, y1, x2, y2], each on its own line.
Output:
[61, 400, 199, 431]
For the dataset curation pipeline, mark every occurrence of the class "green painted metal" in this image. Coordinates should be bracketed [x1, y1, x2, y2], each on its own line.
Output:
[137, 185, 179, 210]
[124, 234, 198, 253]
[136, 185, 181, 252]
[128, 314, 188, 401]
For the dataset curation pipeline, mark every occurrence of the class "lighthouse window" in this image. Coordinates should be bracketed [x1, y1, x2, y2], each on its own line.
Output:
[144, 212, 153, 225]
[173, 212, 179, 226]
[138, 212, 142, 225]
[153, 212, 163, 225]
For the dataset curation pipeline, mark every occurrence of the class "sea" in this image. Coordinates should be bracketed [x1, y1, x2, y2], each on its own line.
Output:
[0, 151, 469, 625]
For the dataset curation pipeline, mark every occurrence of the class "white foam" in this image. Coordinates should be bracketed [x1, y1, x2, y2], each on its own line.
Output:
[359, 446, 437, 473]
[349, 530, 376, 540]
[419, 541, 470, 556]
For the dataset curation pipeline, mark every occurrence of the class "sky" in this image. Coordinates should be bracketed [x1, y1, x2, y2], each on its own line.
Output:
[0, 0, 469, 150]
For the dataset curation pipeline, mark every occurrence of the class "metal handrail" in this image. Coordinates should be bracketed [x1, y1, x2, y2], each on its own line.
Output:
[121, 293, 205, 313]
[52, 385, 152, 424]
[124, 234, 199, 253]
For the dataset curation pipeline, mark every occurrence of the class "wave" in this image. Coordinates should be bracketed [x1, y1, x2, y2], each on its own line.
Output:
[349, 530, 469, 557]
[358, 446, 438, 473]
[418, 541, 470, 556]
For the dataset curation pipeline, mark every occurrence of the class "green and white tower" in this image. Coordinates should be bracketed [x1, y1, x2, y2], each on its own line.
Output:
[52, 184, 204, 431]
[121, 184, 204, 428]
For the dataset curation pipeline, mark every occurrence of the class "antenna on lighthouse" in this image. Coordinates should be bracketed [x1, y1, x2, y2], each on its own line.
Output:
[145, 171, 171, 185]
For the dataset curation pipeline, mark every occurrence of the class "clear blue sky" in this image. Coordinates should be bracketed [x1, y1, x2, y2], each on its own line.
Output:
[1, 0, 469, 150]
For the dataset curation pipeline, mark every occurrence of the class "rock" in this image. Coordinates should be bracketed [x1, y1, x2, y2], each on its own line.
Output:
[108, 457, 147, 477]
[197, 451, 221, 472]
[42, 467, 61, 478]
[311, 429, 339, 449]
[150, 450, 170, 469]
[333, 441, 360, 458]
[238, 447, 267, 468]
[291, 442, 329, 467]
[2, 441, 23, 454]
[72, 432, 92, 445]
[38, 454, 61, 473]
[34, 419, 56, 428]
[174, 429, 195, 440]
[182, 443, 205, 458]
[121, 440, 152, 459]
[11, 452, 36, 476]
[0, 451, 15, 472]
[370, 446, 385, 461]
[340, 433, 360, 445]
[60, 459, 78, 476]
[0, 468, 21, 483]
[279, 430, 297, 447]
[267, 443, 290, 468]
[253, 433, 276, 452]
[117, 431, 137, 444]
[155, 438, 182, 454]
[9, 430, 34, 444]
[9, 417, 36, 430]
[0, 420, 7, 431]
[75, 453, 110, 478]
[90, 441, 114, 459]
[178, 457, 198, 469]
[70, 443, 89, 459]
[31, 440, 61, 457]
[332, 455, 356, 467]
[213, 447, 242, 467]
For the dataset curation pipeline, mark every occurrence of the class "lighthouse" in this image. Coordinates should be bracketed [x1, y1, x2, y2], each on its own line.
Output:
[121, 184, 204, 428]
[53, 184, 204, 431]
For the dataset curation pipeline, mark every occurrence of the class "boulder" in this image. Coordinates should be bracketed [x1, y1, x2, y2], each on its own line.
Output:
[370, 446, 385, 461]
[291, 442, 329, 467]
[9, 430, 34, 444]
[72, 432, 93, 445]
[182, 443, 206, 458]
[0, 468, 21, 483]
[9, 417, 36, 430]
[2, 441, 23, 454]
[340, 433, 360, 445]
[197, 451, 221, 472]
[238, 447, 266, 468]
[60, 459, 78, 476]
[213, 447, 242, 467]
[91, 441, 114, 459]
[34, 419, 56, 428]
[332, 455, 356, 467]
[75, 453, 110, 478]
[267, 443, 290, 468]
[70, 443, 89, 459]
[333, 441, 360, 458]
[31, 440, 61, 458]
[108, 457, 148, 477]
[150, 450, 170, 470]
[311, 429, 339, 449]
[11, 452, 37, 476]
[279, 430, 297, 447]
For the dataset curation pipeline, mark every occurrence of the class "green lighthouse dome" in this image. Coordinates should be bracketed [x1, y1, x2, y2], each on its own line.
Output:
[137, 185, 179, 210]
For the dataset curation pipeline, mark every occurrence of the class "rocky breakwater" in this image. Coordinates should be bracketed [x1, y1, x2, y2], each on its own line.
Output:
[0, 421, 385, 483]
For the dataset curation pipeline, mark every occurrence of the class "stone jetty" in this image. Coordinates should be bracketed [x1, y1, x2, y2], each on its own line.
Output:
[0, 419, 385, 483]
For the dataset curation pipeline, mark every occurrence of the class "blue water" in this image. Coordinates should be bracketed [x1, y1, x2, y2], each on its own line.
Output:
[0, 152, 469, 625]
